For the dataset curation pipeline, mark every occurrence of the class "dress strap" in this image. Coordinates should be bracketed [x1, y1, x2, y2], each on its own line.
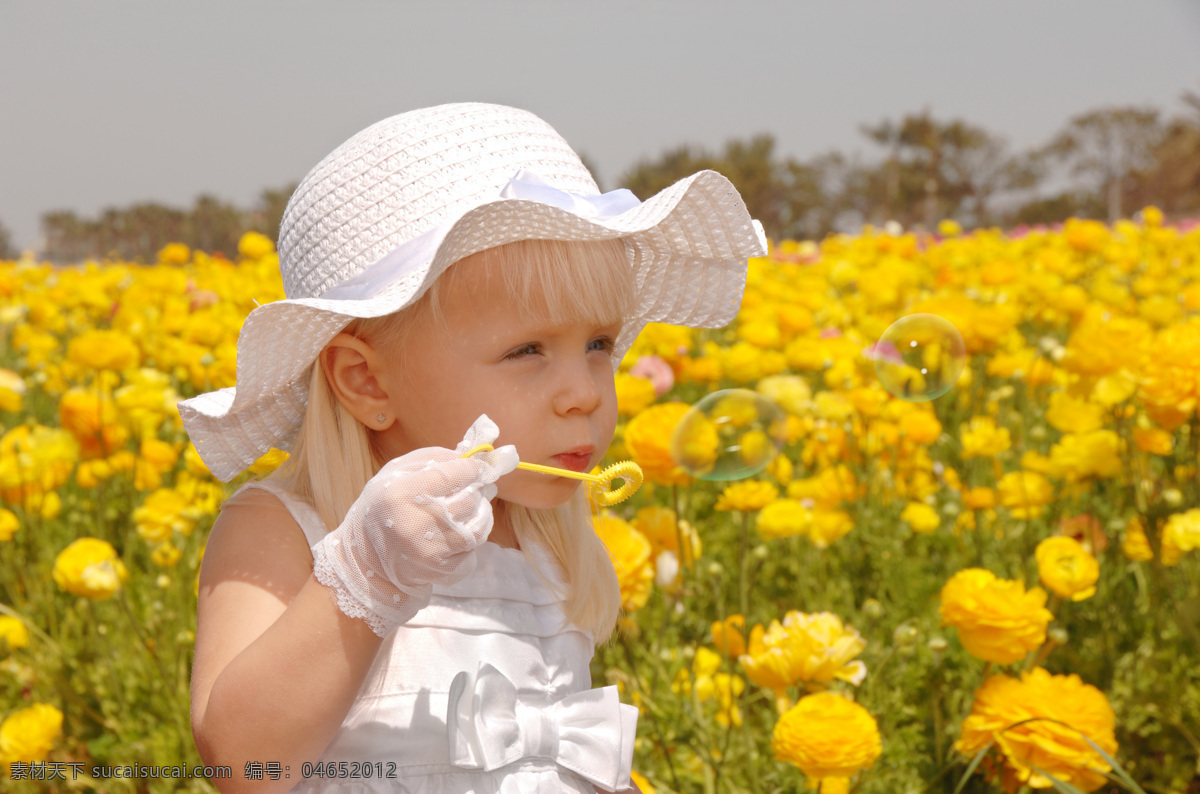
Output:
[228, 479, 330, 548]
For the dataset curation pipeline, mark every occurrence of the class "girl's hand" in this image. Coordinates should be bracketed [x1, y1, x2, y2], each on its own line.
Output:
[311, 414, 518, 636]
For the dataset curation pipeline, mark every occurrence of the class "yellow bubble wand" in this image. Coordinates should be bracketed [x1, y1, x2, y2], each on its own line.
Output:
[461, 444, 643, 506]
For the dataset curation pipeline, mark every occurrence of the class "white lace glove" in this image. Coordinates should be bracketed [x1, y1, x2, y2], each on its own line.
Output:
[311, 414, 519, 637]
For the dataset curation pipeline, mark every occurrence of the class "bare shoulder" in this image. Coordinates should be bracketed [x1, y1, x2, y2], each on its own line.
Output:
[192, 487, 319, 717]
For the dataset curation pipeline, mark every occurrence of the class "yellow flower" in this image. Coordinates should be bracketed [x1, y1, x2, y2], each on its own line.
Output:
[939, 568, 1053, 664]
[157, 242, 191, 265]
[1162, 508, 1200, 566]
[151, 543, 182, 568]
[956, 668, 1117, 792]
[963, 487, 996, 510]
[739, 611, 867, 694]
[624, 402, 693, 486]
[632, 506, 700, 566]
[1035, 537, 1100, 601]
[66, 328, 141, 372]
[630, 771, 656, 794]
[238, 231, 276, 259]
[593, 512, 654, 612]
[757, 499, 813, 540]
[0, 369, 25, 413]
[712, 614, 747, 658]
[1046, 431, 1122, 482]
[715, 481, 779, 512]
[901, 502, 940, 534]
[996, 470, 1054, 520]
[899, 409, 942, 445]
[1132, 426, 1172, 456]
[52, 538, 129, 600]
[248, 447, 289, 476]
[960, 416, 1011, 459]
[808, 509, 855, 548]
[683, 647, 746, 727]
[1044, 391, 1105, 434]
[0, 703, 63, 770]
[614, 373, 658, 417]
[1121, 516, 1153, 562]
[756, 374, 812, 416]
[0, 424, 79, 504]
[58, 387, 130, 459]
[772, 692, 881, 780]
[0, 509, 18, 542]
[0, 616, 29, 652]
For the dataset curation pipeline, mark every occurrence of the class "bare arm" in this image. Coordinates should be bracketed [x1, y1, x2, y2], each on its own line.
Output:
[190, 493, 384, 794]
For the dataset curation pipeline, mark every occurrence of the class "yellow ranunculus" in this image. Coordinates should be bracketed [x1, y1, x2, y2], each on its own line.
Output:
[614, 373, 658, 417]
[238, 231, 276, 259]
[1035, 536, 1100, 601]
[963, 487, 996, 510]
[0, 616, 29, 652]
[1046, 430, 1122, 482]
[66, 328, 141, 372]
[808, 509, 855, 548]
[1120, 516, 1154, 562]
[901, 502, 940, 534]
[714, 481, 779, 512]
[58, 387, 130, 459]
[1132, 426, 1173, 456]
[151, 543, 182, 568]
[623, 402, 693, 486]
[0, 509, 18, 542]
[1162, 508, 1200, 566]
[756, 499, 813, 540]
[0, 369, 25, 413]
[711, 614, 746, 658]
[771, 692, 881, 780]
[959, 416, 1011, 459]
[632, 507, 700, 566]
[756, 374, 812, 416]
[0, 703, 63, 770]
[1044, 391, 1106, 434]
[52, 538, 129, 600]
[956, 668, 1117, 792]
[739, 611, 867, 695]
[939, 568, 1052, 664]
[996, 470, 1054, 520]
[593, 512, 654, 612]
[899, 409, 942, 445]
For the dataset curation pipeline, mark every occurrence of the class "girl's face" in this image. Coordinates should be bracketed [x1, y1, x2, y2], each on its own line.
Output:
[374, 252, 622, 511]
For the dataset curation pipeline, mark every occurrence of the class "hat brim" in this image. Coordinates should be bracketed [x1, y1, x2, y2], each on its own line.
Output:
[179, 169, 765, 482]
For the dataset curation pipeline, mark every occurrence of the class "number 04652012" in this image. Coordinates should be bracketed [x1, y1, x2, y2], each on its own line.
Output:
[300, 761, 398, 780]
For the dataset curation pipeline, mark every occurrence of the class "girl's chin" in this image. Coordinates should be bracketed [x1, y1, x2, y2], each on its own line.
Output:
[494, 479, 582, 510]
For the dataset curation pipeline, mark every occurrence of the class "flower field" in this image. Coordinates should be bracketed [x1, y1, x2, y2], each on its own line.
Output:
[1, 214, 1199, 792]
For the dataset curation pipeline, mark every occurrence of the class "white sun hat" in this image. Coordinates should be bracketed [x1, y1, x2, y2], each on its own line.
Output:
[178, 102, 767, 482]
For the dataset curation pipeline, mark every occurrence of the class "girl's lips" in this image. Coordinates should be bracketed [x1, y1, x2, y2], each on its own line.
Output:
[553, 453, 592, 473]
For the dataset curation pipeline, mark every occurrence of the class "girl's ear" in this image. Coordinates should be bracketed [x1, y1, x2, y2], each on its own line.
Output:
[321, 332, 394, 429]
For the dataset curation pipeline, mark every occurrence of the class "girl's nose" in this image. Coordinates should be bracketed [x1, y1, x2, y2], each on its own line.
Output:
[553, 355, 603, 416]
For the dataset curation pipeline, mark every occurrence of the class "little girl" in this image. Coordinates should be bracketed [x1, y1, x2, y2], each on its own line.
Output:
[180, 102, 765, 793]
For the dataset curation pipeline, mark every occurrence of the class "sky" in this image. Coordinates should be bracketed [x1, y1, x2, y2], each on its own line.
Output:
[2, 0, 1199, 251]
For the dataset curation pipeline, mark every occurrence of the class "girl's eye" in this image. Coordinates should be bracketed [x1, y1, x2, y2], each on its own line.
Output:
[505, 336, 616, 360]
[589, 336, 617, 354]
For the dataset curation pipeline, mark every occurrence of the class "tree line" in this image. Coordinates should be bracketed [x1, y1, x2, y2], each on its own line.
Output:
[3, 90, 1197, 263]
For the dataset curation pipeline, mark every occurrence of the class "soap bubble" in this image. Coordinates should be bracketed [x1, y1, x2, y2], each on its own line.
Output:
[670, 389, 788, 481]
[868, 313, 966, 402]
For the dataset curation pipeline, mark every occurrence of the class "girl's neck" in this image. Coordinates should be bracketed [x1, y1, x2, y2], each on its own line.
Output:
[488, 499, 520, 549]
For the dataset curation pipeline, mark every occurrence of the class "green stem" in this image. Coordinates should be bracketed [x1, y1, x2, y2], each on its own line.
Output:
[738, 511, 750, 621]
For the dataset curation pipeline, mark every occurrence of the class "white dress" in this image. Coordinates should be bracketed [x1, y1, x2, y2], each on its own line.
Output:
[229, 479, 637, 794]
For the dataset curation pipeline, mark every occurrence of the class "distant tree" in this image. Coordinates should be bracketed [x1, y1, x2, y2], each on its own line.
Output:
[860, 111, 1035, 229]
[0, 218, 15, 259]
[1041, 106, 1164, 222]
[1125, 87, 1200, 217]
[186, 195, 244, 257]
[246, 183, 298, 245]
[1010, 191, 1106, 227]
[618, 135, 829, 241]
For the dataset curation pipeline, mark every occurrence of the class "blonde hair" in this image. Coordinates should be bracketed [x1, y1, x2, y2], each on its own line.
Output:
[269, 237, 635, 644]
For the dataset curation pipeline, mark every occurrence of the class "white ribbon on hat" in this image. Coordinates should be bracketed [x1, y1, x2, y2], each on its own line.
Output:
[446, 663, 637, 791]
[320, 170, 642, 302]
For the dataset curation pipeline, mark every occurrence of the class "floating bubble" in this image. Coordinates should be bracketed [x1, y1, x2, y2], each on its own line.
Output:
[670, 389, 788, 481]
[869, 313, 966, 402]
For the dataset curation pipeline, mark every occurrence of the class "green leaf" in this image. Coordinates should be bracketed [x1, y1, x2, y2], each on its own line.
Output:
[1031, 766, 1087, 794]
[1077, 734, 1147, 794]
[951, 741, 993, 794]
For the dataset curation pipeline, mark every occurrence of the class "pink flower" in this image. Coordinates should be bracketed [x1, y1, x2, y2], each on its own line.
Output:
[630, 355, 675, 397]
[819, 328, 843, 340]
